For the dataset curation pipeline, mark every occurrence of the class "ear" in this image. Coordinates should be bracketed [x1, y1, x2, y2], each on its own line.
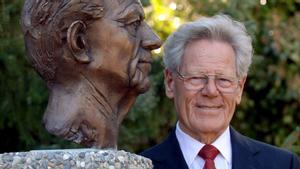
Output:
[164, 69, 175, 99]
[67, 20, 90, 63]
[235, 76, 247, 105]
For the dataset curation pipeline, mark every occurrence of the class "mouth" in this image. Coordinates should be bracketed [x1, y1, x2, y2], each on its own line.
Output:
[199, 105, 222, 108]
[194, 105, 224, 116]
[131, 50, 153, 77]
[197, 105, 223, 109]
[127, 55, 152, 93]
[138, 55, 153, 64]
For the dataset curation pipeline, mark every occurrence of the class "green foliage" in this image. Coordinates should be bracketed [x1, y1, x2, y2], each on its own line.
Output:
[282, 127, 300, 154]
[0, 0, 299, 156]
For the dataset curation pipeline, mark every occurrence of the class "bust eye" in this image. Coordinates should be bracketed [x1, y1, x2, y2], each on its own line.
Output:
[133, 20, 141, 28]
[125, 19, 141, 37]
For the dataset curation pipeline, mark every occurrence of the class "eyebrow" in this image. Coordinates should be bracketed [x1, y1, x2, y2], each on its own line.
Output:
[116, 3, 144, 22]
[182, 70, 227, 75]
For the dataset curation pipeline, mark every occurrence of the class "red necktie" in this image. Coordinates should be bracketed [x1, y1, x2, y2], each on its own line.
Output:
[198, 144, 220, 169]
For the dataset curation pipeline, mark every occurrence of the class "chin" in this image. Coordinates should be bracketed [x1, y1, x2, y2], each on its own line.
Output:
[205, 123, 228, 134]
[193, 117, 224, 131]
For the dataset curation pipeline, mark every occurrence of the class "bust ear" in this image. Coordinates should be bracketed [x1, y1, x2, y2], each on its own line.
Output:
[67, 20, 90, 63]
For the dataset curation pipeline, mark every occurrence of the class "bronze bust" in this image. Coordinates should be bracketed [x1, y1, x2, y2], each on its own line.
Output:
[21, 0, 162, 148]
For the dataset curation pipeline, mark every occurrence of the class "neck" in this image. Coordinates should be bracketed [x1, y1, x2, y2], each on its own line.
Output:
[43, 76, 137, 148]
[179, 122, 227, 144]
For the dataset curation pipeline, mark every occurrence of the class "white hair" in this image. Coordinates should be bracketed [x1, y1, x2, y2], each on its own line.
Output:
[163, 14, 253, 78]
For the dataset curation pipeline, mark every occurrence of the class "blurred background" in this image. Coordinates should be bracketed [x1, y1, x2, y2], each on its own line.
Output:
[0, 0, 299, 155]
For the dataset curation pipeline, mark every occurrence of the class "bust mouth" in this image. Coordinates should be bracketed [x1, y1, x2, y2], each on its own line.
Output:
[136, 54, 152, 76]
[137, 59, 152, 72]
[127, 47, 153, 92]
[138, 55, 153, 64]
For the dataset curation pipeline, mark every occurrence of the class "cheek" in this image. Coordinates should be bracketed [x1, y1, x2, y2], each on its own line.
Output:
[100, 35, 136, 71]
[223, 95, 237, 120]
[107, 34, 135, 56]
[173, 86, 196, 119]
[103, 24, 136, 54]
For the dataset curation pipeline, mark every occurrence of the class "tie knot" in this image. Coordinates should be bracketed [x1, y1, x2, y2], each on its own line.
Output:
[198, 144, 219, 160]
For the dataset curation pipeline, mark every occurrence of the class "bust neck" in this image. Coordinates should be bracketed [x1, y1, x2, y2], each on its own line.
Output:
[43, 76, 137, 148]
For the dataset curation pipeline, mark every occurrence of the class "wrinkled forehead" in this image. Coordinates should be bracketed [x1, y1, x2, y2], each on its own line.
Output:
[104, 0, 144, 17]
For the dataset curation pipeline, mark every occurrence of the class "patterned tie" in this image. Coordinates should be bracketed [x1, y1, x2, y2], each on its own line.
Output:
[198, 144, 220, 169]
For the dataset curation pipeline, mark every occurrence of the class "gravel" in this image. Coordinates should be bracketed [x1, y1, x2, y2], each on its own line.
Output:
[0, 149, 153, 169]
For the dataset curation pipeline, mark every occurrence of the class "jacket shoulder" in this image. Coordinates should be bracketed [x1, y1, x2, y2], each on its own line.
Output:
[231, 128, 300, 168]
[249, 137, 300, 166]
[140, 130, 178, 162]
[140, 141, 166, 160]
[242, 133, 296, 157]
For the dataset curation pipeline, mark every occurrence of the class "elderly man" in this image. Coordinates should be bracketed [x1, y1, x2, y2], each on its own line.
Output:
[141, 15, 300, 169]
[21, 0, 161, 148]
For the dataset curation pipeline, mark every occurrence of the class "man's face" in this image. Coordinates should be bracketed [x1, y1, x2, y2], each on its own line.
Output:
[87, 0, 161, 93]
[165, 39, 246, 142]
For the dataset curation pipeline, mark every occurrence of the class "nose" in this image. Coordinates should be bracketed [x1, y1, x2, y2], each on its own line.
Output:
[139, 22, 162, 50]
[200, 78, 219, 97]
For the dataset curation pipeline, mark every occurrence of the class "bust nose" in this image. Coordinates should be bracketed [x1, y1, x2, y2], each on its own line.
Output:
[140, 22, 162, 50]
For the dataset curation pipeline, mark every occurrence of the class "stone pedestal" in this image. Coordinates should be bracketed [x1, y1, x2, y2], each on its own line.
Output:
[0, 149, 152, 169]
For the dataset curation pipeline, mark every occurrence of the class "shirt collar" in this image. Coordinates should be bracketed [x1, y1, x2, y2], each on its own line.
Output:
[175, 122, 232, 167]
[211, 126, 232, 165]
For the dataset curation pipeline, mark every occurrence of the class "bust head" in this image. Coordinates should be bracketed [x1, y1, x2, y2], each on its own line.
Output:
[21, 0, 162, 148]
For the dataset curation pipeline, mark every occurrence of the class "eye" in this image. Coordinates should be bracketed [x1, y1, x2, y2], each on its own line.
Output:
[217, 77, 234, 87]
[125, 19, 141, 37]
[187, 76, 207, 86]
[131, 20, 141, 29]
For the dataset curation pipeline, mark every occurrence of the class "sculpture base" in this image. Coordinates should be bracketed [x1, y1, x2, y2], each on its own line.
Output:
[0, 149, 152, 169]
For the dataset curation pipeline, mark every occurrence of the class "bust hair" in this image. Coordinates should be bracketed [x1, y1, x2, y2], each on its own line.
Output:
[21, 0, 104, 85]
[163, 14, 253, 78]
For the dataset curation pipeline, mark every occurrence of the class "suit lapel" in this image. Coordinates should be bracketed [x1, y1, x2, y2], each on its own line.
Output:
[230, 127, 264, 169]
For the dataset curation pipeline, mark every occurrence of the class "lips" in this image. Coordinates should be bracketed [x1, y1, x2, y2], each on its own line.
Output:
[195, 105, 223, 115]
[136, 51, 153, 76]
[136, 53, 152, 75]
[198, 105, 222, 108]
[127, 50, 152, 93]
[196, 104, 224, 110]
[138, 54, 153, 64]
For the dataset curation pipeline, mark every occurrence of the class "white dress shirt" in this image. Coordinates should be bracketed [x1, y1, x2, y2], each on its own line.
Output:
[175, 122, 232, 169]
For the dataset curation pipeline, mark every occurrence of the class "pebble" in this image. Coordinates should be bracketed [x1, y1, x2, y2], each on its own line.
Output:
[78, 152, 85, 159]
[70, 160, 75, 166]
[63, 154, 70, 160]
[117, 156, 124, 162]
[80, 161, 85, 168]
[12, 156, 22, 166]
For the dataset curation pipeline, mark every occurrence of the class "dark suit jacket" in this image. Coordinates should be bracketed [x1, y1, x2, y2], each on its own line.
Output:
[141, 127, 300, 169]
